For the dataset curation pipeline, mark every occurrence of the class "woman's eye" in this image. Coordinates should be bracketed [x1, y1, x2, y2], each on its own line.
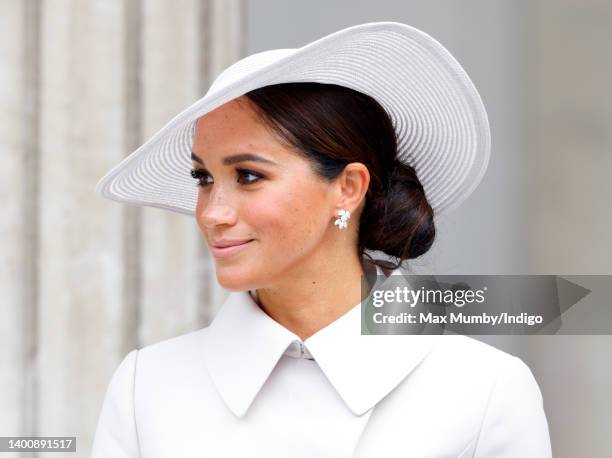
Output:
[190, 168, 212, 187]
[236, 168, 263, 185]
[189, 168, 263, 188]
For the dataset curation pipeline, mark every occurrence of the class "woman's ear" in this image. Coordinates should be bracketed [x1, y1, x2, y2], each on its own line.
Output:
[336, 162, 370, 211]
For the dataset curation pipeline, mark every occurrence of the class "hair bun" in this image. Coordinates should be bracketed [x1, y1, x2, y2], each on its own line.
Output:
[361, 160, 435, 266]
[389, 161, 425, 193]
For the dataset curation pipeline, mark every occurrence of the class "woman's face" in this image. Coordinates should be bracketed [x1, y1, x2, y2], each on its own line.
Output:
[192, 96, 343, 291]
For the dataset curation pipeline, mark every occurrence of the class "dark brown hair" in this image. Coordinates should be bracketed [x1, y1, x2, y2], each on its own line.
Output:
[243, 82, 435, 270]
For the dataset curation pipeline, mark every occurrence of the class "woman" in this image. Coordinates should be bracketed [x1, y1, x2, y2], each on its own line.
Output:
[91, 22, 552, 457]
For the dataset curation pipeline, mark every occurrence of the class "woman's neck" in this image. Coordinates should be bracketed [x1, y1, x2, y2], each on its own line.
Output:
[254, 252, 370, 341]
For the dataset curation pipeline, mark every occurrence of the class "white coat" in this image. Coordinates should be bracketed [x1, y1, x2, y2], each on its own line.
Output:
[91, 257, 552, 457]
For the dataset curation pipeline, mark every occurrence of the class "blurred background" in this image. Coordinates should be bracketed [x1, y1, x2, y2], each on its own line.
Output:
[1, 0, 611, 456]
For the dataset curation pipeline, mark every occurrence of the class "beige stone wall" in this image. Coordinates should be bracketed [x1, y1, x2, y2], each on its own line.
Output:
[524, 1, 612, 456]
[0, 1, 245, 456]
[526, 0, 612, 274]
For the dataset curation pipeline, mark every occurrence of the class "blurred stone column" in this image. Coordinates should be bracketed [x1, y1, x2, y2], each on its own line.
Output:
[0, 1, 246, 457]
[36, 1, 129, 455]
[0, 3, 36, 458]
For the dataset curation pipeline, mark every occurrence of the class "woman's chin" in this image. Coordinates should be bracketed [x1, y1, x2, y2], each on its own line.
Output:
[215, 267, 254, 291]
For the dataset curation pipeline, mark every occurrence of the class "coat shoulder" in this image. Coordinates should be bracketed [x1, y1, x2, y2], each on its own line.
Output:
[427, 334, 521, 373]
[409, 334, 533, 405]
[137, 326, 211, 371]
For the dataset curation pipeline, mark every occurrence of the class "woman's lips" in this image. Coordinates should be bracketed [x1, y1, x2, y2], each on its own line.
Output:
[210, 239, 254, 259]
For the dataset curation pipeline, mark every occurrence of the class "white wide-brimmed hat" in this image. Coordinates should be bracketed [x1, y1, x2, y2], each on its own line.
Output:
[95, 21, 490, 217]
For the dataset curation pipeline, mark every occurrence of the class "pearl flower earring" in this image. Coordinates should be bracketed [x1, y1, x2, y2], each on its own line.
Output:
[334, 209, 351, 229]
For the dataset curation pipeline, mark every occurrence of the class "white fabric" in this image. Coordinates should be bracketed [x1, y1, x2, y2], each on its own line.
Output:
[94, 21, 491, 218]
[91, 258, 552, 457]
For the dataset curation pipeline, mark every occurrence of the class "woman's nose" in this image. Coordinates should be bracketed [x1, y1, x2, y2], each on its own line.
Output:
[198, 193, 237, 229]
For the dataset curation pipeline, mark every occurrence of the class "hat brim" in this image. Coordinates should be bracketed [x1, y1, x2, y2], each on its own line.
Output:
[95, 21, 490, 218]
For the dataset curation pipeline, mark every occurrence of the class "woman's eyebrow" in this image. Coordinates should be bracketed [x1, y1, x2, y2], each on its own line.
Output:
[191, 151, 278, 167]
[191, 152, 204, 164]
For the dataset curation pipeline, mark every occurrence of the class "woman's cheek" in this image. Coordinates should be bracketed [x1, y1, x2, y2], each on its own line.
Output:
[246, 196, 292, 242]
[248, 191, 312, 250]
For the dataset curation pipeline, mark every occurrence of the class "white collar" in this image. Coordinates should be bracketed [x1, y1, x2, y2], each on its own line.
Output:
[201, 256, 438, 418]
